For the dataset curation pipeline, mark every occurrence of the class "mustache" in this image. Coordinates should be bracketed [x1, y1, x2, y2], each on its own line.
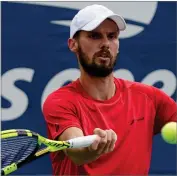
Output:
[94, 49, 113, 59]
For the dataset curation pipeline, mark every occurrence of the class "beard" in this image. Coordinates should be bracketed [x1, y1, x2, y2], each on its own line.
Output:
[78, 46, 117, 77]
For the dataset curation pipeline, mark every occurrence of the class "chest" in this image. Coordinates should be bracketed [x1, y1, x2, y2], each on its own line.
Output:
[76, 93, 156, 138]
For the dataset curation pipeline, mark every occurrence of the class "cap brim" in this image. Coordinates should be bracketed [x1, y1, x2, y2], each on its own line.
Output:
[82, 14, 126, 32]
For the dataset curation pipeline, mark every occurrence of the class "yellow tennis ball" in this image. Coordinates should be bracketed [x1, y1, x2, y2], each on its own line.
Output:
[161, 122, 177, 144]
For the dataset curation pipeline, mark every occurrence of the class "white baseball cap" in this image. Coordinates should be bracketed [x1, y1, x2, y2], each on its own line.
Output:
[70, 4, 126, 38]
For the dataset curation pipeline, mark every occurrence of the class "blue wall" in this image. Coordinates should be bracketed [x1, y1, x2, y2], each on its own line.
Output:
[1, 2, 176, 175]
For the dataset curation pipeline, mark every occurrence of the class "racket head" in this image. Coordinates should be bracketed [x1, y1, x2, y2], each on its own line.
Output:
[1, 129, 96, 175]
[1, 129, 40, 175]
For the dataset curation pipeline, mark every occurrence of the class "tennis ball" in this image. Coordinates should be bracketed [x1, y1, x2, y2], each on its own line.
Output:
[161, 122, 177, 144]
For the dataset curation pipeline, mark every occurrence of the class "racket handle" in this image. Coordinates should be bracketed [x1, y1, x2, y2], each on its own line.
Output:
[67, 135, 97, 148]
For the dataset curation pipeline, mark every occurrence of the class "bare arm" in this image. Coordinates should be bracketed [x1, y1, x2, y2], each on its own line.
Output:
[58, 127, 117, 165]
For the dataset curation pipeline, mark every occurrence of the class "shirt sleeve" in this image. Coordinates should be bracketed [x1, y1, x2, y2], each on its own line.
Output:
[153, 87, 177, 134]
[42, 93, 82, 140]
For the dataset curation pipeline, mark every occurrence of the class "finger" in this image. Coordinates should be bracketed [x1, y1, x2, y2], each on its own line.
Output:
[102, 130, 112, 154]
[101, 129, 117, 154]
[109, 130, 117, 151]
[96, 132, 108, 155]
[94, 128, 106, 138]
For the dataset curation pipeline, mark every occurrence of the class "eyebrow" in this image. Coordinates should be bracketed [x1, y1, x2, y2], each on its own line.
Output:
[88, 30, 119, 34]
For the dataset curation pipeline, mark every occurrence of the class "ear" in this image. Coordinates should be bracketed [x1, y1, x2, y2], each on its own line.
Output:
[68, 38, 78, 53]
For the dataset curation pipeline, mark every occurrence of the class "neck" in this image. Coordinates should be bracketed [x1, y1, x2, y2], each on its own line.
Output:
[79, 72, 116, 101]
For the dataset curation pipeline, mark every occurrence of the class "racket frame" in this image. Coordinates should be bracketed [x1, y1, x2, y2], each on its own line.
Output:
[1, 129, 70, 175]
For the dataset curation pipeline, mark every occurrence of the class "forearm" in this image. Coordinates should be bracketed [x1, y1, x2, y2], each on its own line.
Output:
[64, 147, 100, 165]
[58, 127, 117, 165]
[58, 127, 100, 165]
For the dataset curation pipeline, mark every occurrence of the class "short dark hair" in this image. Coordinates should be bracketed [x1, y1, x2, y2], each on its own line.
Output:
[73, 31, 81, 39]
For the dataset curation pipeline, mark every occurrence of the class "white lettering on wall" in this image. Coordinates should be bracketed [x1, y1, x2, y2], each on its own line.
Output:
[41, 68, 80, 107]
[1, 68, 176, 121]
[1, 68, 34, 121]
[141, 69, 176, 97]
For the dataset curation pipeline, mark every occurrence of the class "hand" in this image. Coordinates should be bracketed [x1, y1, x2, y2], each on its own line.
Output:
[89, 128, 117, 155]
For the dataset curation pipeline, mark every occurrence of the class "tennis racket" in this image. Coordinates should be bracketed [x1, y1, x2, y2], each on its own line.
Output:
[1, 129, 97, 175]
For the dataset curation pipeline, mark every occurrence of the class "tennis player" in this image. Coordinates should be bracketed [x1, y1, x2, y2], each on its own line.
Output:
[43, 4, 177, 175]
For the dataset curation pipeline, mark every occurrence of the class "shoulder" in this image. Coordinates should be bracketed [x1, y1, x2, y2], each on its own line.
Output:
[115, 78, 156, 100]
[43, 80, 79, 110]
[115, 78, 155, 93]
[115, 77, 175, 105]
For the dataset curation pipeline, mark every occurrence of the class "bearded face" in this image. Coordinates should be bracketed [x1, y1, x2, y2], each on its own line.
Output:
[69, 19, 119, 77]
[78, 44, 117, 77]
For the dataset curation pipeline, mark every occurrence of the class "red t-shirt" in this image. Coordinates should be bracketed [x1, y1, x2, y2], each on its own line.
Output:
[43, 78, 176, 175]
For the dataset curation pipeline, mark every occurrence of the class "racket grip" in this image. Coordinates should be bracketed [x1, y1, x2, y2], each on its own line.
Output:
[67, 135, 97, 148]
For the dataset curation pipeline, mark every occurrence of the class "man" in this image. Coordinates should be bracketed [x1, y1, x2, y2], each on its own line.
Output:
[43, 4, 177, 175]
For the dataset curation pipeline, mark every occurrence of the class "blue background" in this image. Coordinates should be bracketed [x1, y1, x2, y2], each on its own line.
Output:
[1, 2, 176, 175]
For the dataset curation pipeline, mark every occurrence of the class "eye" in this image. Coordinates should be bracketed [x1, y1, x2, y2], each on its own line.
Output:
[108, 33, 117, 40]
[88, 32, 101, 39]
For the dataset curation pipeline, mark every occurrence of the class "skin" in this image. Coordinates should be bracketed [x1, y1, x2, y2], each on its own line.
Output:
[59, 19, 120, 165]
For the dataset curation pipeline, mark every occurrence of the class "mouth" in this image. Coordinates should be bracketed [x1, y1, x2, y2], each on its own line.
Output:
[97, 51, 111, 59]
[96, 56, 111, 65]
[94, 51, 112, 64]
[97, 56, 110, 61]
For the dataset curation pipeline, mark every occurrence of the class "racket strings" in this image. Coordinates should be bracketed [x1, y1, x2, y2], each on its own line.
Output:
[1, 136, 38, 168]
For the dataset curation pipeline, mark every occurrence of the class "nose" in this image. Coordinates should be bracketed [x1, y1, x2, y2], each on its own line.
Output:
[99, 36, 110, 49]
